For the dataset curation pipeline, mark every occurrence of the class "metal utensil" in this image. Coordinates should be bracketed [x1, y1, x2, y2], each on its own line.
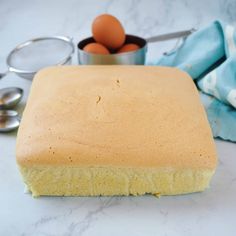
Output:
[77, 29, 196, 65]
[0, 87, 23, 109]
[0, 110, 20, 132]
[0, 36, 75, 80]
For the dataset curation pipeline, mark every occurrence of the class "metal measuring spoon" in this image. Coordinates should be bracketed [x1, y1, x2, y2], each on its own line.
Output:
[0, 110, 20, 132]
[0, 87, 23, 109]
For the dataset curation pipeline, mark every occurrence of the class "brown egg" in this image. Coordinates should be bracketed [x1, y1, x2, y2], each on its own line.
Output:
[83, 43, 110, 55]
[117, 44, 140, 53]
[92, 14, 125, 50]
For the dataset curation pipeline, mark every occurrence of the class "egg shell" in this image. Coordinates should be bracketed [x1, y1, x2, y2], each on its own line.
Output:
[83, 43, 110, 55]
[92, 14, 125, 50]
[117, 43, 140, 53]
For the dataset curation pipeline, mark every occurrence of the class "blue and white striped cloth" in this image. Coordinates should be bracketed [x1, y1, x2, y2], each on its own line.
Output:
[156, 21, 236, 142]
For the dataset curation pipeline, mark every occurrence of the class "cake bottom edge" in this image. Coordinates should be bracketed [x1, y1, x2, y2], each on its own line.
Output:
[18, 166, 215, 197]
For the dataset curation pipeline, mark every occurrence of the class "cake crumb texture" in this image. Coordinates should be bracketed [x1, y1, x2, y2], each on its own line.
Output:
[19, 166, 215, 197]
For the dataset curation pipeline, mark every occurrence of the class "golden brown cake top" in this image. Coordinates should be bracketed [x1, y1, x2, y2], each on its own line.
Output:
[16, 66, 217, 169]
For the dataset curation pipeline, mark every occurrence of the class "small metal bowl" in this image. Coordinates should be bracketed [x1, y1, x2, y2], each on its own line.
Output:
[78, 35, 147, 65]
[77, 29, 196, 65]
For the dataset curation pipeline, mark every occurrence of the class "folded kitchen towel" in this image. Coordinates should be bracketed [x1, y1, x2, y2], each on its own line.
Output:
[155, 21, 236, 142]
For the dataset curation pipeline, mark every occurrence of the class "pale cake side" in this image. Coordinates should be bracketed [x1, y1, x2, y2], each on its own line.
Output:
[20, 166, 214, 197]
[16, 66, 217, 197]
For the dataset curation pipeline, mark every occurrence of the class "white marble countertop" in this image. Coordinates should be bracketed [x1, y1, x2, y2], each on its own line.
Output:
[1, 0, 236, 235]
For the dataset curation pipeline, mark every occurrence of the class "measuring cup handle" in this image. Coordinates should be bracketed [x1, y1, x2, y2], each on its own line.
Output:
[146, 28, 197, 43]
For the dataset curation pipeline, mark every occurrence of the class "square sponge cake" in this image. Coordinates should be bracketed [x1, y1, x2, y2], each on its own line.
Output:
[16, 66, 217, 197]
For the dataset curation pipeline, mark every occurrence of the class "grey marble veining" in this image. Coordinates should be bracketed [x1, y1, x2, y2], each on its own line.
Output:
[0, 0, 236, 235]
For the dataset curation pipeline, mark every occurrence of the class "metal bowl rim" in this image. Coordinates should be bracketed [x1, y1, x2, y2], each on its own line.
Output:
[6, 35, 75, 75]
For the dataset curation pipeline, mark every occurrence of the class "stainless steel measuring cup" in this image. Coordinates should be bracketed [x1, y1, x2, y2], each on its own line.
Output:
[77, 29, 196, 65]
[0, 36, 75, 80]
